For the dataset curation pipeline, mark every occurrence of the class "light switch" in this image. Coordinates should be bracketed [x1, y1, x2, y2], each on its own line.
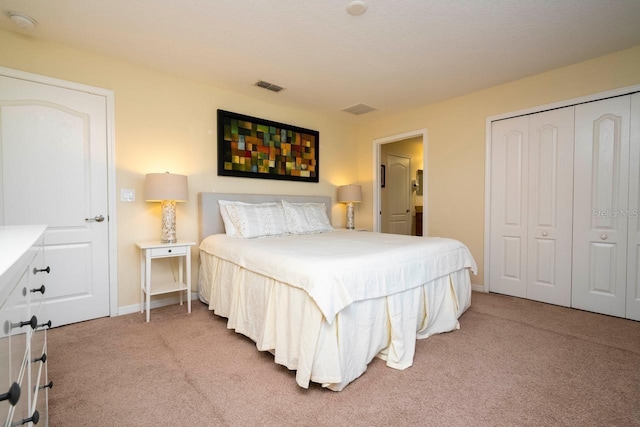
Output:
[121, 188, 135, 202]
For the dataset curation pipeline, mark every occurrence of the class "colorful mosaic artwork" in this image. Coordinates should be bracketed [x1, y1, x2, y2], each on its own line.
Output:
[217, 110, 319, 182]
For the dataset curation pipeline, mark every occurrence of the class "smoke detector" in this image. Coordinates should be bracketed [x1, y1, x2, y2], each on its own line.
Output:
[7, 12, 37, 31]
[346, 1, 367, 16]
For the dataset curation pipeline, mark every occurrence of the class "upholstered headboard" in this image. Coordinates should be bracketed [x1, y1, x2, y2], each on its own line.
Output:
[198, 192, 333, 241]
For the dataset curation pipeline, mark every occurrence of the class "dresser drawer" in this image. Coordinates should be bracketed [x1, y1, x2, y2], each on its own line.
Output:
[28, 236, 47, 308]
[30, 328, 47, 394]
[4, 270, 30, 384]
[150, 246, 187, 257]
[1, 279, 30, 425]
[0, 298, 14, 424]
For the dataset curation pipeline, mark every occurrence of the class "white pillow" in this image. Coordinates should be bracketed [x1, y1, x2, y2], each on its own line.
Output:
[218, 200, 241, 237]
[224, 202, 289, 238]
[281, 200, 333, 234]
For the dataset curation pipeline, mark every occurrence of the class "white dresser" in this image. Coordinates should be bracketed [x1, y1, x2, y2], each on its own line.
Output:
[0, 225, 51, 426]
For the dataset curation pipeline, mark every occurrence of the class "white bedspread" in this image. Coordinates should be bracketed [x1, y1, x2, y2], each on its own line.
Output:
[199, 230, 477, 323]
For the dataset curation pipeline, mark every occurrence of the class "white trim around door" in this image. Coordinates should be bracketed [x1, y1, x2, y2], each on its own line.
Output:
[373, 129, 428, 234]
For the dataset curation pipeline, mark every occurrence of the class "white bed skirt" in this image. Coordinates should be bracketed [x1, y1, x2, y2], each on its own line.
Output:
[198, 251, 472, 391]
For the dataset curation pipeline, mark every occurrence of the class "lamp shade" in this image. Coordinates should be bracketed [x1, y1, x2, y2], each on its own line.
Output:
[337, 184, 362, 203]
[144, 172, 188, 202]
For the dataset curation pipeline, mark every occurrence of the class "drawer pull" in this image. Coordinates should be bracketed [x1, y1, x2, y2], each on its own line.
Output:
[33, 353, 47, 364]
[38, 381, 53, 391]
[31, 285, 46, 294]
[0, 382, 20, 406]
[12, 315, 38, 330]
[16, 410, 39, 425]
[38, 320, 52, 329]
[33, 266, 50, 275]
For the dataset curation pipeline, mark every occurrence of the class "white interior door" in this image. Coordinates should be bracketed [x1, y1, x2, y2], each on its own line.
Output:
[526, 107, 574, 307]
[572, 96, 630, 317]
[0, 74, 111, 327]
[627, 93, 640, 321]
[386, 154, 411, 235]
[489, 116, 529, 298]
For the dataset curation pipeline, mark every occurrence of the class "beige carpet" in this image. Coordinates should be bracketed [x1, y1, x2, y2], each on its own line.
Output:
[48, 292, 640, 426]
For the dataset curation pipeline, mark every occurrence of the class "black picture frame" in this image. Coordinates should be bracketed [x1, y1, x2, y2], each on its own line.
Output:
[381, 164, 386, 188]
[217, 109, 319, 182]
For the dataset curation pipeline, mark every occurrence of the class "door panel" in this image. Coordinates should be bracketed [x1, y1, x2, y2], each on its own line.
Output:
[526, 107, 574, 306]
[534, 238, 555, 285]
[502, 236, 522, 279]
[0, 75, 110, 326]
[572, 96, 630, 317]
[490, 116, 529, 298]
[387, 154, 411, 235]
[589, 242, 617, 294]
[627, 92, 640, 321]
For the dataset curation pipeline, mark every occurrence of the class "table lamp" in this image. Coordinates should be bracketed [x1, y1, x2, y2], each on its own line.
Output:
[144, 172, 188, 243]
[337, 184, 362, 230]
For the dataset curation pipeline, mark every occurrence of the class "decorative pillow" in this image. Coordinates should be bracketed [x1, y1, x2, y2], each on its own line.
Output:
[281, 200, 333, 234]
[224, 202, 289, 238]
[218, 200, 241, 237]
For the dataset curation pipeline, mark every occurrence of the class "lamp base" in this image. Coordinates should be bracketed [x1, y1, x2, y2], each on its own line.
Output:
[161, 200, 177, 243]
[346, 202, 355, 230]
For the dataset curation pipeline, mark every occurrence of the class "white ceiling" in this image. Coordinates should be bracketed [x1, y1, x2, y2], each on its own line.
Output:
[1, 0, 640, 122]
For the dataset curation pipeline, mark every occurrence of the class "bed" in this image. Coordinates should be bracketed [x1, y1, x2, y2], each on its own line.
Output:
[197, 192, 477, 391]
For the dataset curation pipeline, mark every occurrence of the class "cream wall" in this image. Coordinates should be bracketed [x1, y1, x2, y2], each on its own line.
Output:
[0, 29, 358, 309]
[2, 27, 640, 305]
[355, 44, 640, 286]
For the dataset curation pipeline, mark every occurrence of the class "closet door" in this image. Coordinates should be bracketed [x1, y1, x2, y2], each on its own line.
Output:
[627, 93, 640, 321]
[490, 116, 529, 298]
[526, 107, 574, 307]
[572, 96, 630, 317]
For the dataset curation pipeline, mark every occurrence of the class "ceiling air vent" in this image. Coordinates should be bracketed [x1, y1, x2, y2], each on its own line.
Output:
[255, 80, 284, 92]
[342, 103, 376, 115]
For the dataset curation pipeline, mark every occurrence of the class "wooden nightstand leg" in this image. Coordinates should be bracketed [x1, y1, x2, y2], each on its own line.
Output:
[145, 251, 151, 323]
[140, 250, 145, 314]
[186, 248, 191, 314]
[178, 256, 184, 306]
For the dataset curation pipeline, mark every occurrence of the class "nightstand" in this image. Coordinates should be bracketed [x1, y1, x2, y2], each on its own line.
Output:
[137, 241, 196, 322]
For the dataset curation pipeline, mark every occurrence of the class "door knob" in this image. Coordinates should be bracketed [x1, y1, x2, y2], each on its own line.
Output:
[85, 215, 105, 222]
[542, 231, 548, 237]
[601, 234, 608, 240]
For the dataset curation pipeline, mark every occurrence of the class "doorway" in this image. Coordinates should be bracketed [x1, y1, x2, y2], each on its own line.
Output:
[373, 129, 427, 235]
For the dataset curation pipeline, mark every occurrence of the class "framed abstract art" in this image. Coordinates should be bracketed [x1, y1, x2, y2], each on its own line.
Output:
[217, 110, 319, 182]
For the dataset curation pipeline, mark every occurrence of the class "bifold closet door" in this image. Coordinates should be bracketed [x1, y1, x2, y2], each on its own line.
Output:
[526, 108, 574, 307]
[490, 116, 529, 298]
[489, 109, 573, 304]
[572, 96, 630, 318]
[627, 93, 640, 321]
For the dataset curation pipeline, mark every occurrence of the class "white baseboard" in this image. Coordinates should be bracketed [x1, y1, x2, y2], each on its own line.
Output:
[116, 292, 200, 316]
[471, 283, 485, 293]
